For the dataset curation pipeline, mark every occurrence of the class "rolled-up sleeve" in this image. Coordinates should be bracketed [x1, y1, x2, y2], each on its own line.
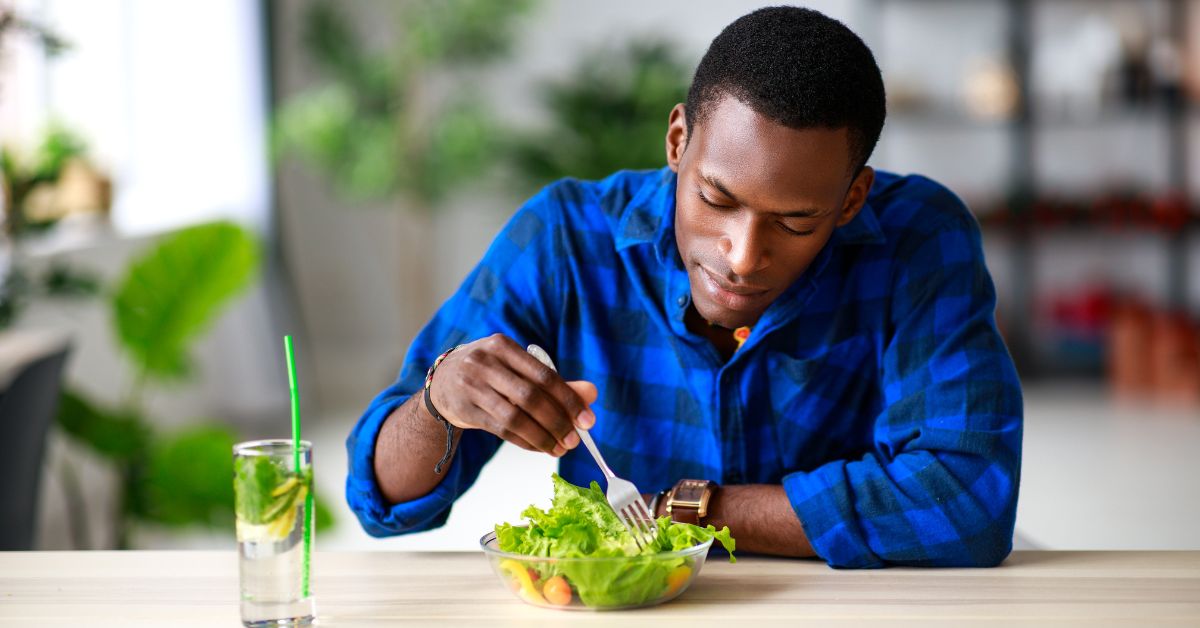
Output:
[346, 389, 505, 536]
[783, 211, 1023, 568]
[345, 183, 572, 537]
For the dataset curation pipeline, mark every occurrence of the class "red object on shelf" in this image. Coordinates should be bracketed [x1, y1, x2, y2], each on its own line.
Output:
[1047, 285, 1112, 333]
[1149, 311, 1200, 405]
[1149, 192, 1190, 232]
[1109, 298, 1200, 405]
[1108, 299, 1154, 397]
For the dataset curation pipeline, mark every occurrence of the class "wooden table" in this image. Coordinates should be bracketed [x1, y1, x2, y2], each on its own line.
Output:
[1, 551, 1197, 626]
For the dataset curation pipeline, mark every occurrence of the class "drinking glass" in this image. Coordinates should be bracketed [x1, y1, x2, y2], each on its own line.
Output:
[233, 439, 315, 626]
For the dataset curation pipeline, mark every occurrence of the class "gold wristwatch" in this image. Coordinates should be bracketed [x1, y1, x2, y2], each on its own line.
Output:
[664, 479, 716, 526]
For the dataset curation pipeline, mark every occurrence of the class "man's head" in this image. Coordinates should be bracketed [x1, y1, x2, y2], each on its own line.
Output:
[667, 6, 886, 329]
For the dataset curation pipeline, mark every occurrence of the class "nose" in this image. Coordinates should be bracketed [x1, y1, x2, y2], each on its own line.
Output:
[720, 215, 770, 277]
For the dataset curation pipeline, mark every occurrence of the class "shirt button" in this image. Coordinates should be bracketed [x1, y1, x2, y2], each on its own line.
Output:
[676, 296, 687, 306]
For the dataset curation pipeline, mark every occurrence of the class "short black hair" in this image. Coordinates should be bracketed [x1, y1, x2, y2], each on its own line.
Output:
[685, 6, 886, 174]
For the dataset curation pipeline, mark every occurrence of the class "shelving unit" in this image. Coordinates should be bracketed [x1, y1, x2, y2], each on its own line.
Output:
[870, 0, 1198, 379]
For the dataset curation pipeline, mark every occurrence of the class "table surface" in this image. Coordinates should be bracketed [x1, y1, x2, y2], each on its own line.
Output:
[2, 550, 1198, 627]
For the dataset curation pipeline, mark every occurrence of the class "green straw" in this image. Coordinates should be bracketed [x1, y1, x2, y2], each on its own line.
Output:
[285, 336, 301, 469]
[283, 335, 311, 598]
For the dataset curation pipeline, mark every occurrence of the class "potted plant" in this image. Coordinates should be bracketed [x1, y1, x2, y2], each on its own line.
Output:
[55, 222, 334, 548]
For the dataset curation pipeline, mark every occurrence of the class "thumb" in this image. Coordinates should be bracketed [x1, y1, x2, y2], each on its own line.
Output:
[566, 380, 599, 406]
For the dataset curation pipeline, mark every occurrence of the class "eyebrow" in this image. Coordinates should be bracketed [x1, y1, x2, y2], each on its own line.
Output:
[700, 171, 832, 218]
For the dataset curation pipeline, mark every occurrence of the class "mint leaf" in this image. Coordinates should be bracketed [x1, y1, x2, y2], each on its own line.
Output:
[234, 455, 312, 526]
[234, 456, 278, 524]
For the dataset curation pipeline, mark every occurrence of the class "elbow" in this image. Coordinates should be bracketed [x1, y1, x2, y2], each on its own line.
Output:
[897, 475, 1020, 568]
[894, 518, 1014, 568]
[962, 520, 1015, 567]
[927, 449, 1022, 567]
[345, 481, 454, 538]
[351, 502, 453, 539]
[930, 496, 1019, 568]
[965, 464, 1021, 567]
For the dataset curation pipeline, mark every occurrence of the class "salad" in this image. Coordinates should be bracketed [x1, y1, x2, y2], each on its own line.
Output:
[492, 474, 735, 608]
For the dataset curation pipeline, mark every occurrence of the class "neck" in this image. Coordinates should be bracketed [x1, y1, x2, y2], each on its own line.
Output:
[684, 305, 748, 362]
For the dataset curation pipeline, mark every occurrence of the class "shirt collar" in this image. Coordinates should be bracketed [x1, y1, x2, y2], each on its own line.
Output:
[830, 199, 885, 246]
[614, 167, 679, 267]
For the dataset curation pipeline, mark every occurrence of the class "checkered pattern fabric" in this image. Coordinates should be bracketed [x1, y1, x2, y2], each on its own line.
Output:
[346, 167, 1023, 568]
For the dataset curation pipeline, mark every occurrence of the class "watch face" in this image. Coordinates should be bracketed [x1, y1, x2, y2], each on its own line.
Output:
[669, 480, 714, 522]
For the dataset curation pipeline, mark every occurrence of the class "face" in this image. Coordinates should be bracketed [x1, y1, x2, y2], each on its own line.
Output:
[666, 95, 875, 328]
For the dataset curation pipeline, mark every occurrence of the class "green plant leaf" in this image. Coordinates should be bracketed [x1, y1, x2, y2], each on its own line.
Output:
[55, 388, 151, 464]
[419, 99, 497, 204]
[272, 84, 357, 167]
[402, 0, 535, 64]
[32, 124, 87, 182]
[131, 424, 238, 527]
[313, 491, 335, 532]
[273, 0, 531, 207]
[509, 39, 691, 189]
[111, 221, 260, 380]
[42, 262, 102, 297]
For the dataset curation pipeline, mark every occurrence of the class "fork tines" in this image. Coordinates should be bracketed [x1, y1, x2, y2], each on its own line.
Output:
[618, 498, 657, 550]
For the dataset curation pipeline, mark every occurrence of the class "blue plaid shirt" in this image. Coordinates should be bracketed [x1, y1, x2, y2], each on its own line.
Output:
[346, 167, 1023, 568]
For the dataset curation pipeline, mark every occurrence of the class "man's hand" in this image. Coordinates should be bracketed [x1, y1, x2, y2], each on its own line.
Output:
[428, 333, 598, 457]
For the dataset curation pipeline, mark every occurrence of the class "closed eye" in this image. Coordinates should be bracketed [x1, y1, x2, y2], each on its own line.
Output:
[699, 187, 815, 236]
[778, 223, 815, 236]
[696, 188, 732, 209]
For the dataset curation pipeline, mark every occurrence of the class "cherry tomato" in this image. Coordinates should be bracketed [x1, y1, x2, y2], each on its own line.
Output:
[542, 575, 572, 606]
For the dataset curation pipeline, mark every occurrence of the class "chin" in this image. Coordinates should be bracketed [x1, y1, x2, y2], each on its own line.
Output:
[695, 299, 759, 329]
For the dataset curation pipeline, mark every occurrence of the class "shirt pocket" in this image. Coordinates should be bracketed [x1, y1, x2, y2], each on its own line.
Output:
[766, 335, 878, 470]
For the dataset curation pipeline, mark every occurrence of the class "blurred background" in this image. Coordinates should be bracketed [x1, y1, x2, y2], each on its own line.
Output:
[1, 0, 1198, 553]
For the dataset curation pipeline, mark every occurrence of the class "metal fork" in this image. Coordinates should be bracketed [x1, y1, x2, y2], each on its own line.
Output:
[526, 344, 657, 550]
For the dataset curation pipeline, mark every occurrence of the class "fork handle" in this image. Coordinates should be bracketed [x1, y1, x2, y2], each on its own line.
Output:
[526, 344, 618, 481]
[574, 427, 617, 480]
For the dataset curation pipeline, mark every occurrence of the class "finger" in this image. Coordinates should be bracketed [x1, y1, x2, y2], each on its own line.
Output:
[459, 397, 540, 453]
[566, 380, 598, 405]
[565, 381, 598, 428]
[484, 363, 577, 451]
[496, 430, 540, 454]
[473, 386, 565, 456]
[487, 341, 582, 440]
[494, 340, 592, 431]
[451, 336, 573, 451]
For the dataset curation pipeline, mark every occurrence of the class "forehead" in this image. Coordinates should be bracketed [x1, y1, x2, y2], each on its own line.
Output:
[689, 95, 852, 208]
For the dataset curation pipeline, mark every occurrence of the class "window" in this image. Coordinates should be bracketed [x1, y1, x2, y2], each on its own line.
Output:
[1, 0, 269, 236]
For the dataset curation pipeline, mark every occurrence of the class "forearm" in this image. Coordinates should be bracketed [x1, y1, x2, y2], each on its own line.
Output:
[651, 484, 814, 557]
[373, 394, 462, 505]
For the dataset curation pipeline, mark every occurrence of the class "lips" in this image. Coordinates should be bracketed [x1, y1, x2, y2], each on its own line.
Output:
[699, 266, 770, 311]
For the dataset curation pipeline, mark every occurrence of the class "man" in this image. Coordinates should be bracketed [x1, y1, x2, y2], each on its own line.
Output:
[347, 6, 1022, 568]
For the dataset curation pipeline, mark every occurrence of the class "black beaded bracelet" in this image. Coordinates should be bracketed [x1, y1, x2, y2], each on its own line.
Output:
[423, 345, 463, 474]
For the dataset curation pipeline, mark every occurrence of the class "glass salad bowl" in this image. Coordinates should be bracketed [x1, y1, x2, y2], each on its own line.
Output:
[480, 529, 713, 611]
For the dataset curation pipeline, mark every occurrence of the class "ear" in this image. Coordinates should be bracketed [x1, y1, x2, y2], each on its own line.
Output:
[835, 166, 875, 227]
[665, 103, 688, 173]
